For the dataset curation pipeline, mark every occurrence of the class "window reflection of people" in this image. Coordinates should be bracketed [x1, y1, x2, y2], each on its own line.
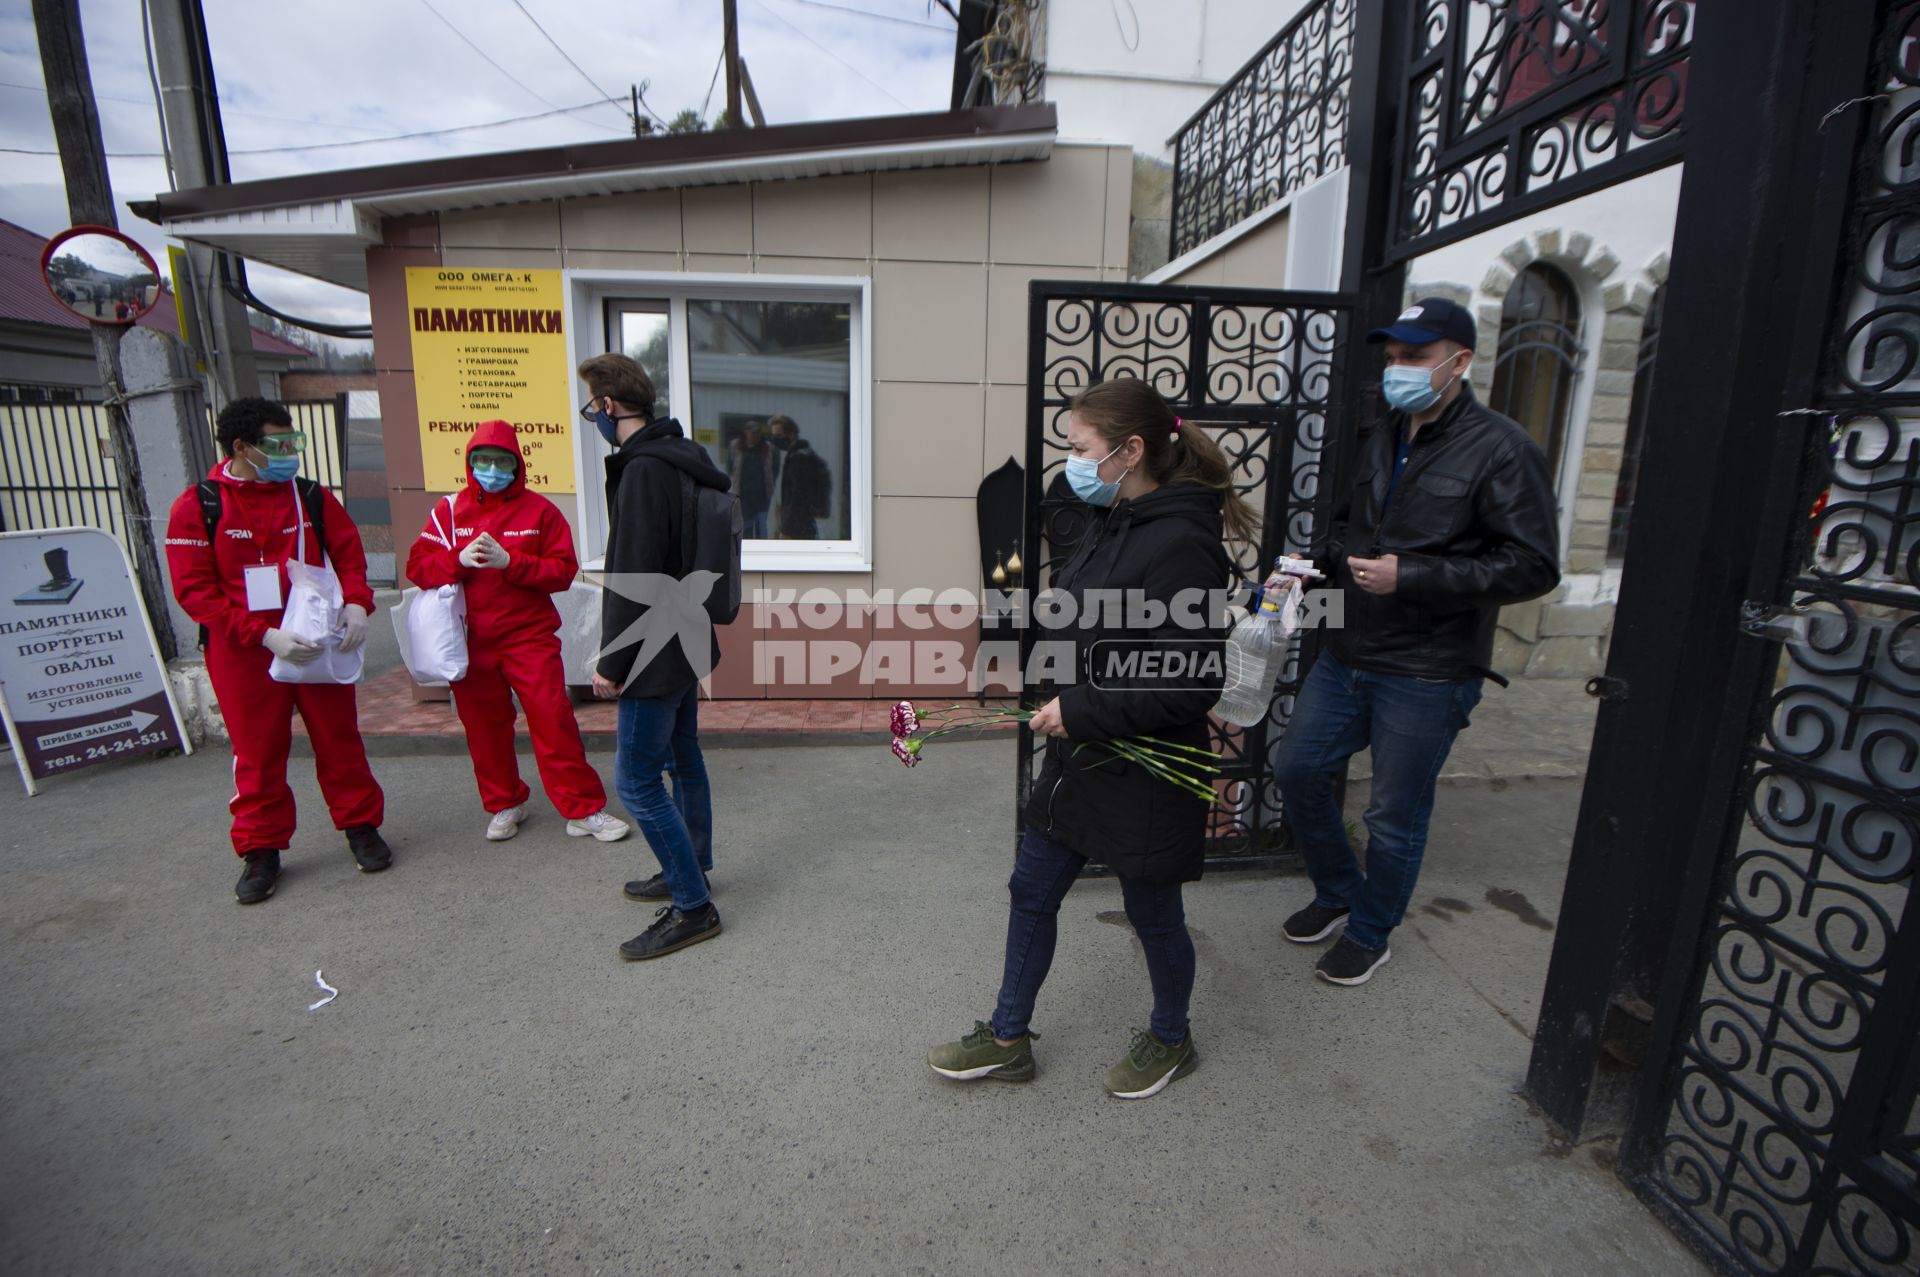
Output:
[729, 420, 774, 539]
[769, 414, 831, 540]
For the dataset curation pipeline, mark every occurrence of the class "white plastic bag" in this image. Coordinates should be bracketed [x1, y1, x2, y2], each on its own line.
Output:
[404, 497, 469, 683]
[268, 484, 365, 685]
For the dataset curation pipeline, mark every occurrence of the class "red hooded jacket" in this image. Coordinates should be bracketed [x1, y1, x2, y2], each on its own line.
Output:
[165, 462, 374, 647]
[405, 420, 580, 643]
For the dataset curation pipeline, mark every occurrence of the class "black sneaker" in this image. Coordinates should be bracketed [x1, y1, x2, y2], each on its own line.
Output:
[235, 849, 280, 905]
[1283, 901, 1351, 944]
[345, 825, 392, 873]
[1315, 935, 1391, 986]
[619, 904, 722, 960]
[623, 871, 711, 902]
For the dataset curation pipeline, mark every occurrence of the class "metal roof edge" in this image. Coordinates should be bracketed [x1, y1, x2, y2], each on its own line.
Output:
[130, 104, 1058, 225]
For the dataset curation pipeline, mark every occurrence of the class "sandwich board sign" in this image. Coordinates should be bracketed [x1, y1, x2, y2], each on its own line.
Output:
[0, 527, 192, 795]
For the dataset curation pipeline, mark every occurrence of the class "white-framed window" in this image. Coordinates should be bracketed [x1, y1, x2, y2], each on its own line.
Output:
[565, 271, 872, 573]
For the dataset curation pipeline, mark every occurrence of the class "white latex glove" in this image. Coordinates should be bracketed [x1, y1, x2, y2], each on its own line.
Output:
[474, 533, 510, 570]
[458, 538, 489, 569]
[263, 627, 320, 663]
[337, 603, 369, 652]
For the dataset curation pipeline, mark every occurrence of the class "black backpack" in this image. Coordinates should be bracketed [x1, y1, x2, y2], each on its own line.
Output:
[678, 473, 743, 625]
[194, 477, 327, 648]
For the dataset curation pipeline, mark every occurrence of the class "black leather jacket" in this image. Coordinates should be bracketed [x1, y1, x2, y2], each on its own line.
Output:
[1319, 388, 1561, 682]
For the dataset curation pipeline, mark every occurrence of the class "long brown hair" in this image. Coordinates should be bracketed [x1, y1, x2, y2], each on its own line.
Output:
[1069, 378, 1259, 545]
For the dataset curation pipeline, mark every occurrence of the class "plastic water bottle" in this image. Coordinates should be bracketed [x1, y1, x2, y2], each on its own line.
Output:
[1214, 591, 1285, 727]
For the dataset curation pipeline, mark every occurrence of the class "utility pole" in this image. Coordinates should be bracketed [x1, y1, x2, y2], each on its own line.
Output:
[739, 60, 766, 127]
[722, 0, 743, 129]
[146, 0, 259, 408]
[31, 0, 178, 658]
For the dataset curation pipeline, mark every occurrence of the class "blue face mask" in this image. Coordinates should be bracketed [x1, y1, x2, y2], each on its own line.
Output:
[593, 408, 620, 447]
[1065, 442, 1126, 507]
[1382, 353, 1465, 414]
[473, 466, 515, 493]
[256, 454, 301, 483]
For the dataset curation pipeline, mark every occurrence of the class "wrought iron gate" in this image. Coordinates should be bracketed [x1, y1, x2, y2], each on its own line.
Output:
[1612, 3, 1920, 1271]
[1014, 281, 1355, 866]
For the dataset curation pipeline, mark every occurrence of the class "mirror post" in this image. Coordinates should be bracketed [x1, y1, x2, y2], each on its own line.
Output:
[32, 0, 178, 659]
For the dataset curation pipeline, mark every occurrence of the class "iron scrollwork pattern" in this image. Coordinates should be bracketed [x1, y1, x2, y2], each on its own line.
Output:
[1641, 4, 1920, 1271]
[1018, 282, 1354, 864]
[1392, 0, 1693, 261]
[1167, 0, 1356, 261]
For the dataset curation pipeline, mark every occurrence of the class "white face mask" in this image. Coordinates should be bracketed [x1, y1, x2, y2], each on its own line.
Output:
[1065, 442, 1126, 506]
[1383, 350, 1468, 413]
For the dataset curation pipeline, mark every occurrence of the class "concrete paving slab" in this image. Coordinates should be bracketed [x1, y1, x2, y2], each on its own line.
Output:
[0, 738, 1700, 1276]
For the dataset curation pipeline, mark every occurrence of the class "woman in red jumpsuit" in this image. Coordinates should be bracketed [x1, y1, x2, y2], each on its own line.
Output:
[164, 397, 391, 905]
[406, 420, 629, 845]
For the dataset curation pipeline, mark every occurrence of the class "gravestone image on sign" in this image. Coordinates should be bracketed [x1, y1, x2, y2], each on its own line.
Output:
[0, 528, 192, 796]
[14, 547, 84, 606]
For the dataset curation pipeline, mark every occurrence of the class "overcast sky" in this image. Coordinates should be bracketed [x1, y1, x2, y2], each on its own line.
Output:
[1, 0, 955, 340]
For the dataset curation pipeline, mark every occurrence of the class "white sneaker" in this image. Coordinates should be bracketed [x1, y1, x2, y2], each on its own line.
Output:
[485, 806, 528, 841]
[566, 810, 631, 842]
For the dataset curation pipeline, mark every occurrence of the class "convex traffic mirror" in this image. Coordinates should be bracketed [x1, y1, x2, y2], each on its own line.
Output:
[40, 225, 162, 326]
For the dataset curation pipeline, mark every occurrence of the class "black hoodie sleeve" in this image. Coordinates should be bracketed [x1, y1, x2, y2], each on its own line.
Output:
[1056, 531, 1226, 741]
[596, 458, 675, 686]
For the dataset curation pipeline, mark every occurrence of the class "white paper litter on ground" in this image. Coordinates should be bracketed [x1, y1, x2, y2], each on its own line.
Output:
[308, 970, 339, 1011]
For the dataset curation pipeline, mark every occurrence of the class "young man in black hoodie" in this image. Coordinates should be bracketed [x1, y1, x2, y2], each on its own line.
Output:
[581, 353, 733, 960]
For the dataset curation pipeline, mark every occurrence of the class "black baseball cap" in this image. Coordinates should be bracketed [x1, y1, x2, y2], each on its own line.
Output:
[1367, 297, 1476, 348]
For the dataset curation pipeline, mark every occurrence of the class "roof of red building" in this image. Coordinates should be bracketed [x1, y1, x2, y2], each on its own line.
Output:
[0, 218, 313, 359]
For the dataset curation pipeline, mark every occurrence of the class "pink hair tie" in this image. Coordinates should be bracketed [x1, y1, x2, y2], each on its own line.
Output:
[1172, 416, 1183, 434]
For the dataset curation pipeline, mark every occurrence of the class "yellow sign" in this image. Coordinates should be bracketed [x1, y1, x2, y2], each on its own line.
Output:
[405, 267, 575, 493]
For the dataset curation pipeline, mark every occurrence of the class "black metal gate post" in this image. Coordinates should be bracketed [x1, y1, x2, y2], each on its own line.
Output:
[1334, 0, 1411, 487]
[1523, 0, 1862, 1143]
[1015, 281, 1357, 867]
[1598, 0, 1920, 1268]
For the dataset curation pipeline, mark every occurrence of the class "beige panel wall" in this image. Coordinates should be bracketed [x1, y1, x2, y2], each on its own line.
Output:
[376, 145, 1130, 613]
[1161, 212, 1292, 289]
[559, 144, 1129, 598]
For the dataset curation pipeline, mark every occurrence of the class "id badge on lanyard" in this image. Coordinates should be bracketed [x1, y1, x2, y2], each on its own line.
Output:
[240, 479, 302, 611]
[244, 564, 282, 611]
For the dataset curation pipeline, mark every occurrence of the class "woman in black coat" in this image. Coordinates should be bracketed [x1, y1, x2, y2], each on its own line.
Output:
[928, 378, 1255, 1099]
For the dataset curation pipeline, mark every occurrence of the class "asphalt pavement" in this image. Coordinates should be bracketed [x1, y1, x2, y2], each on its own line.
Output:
[0, 733, 1702, 1276]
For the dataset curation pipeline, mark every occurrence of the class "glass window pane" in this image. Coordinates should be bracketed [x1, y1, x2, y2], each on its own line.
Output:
[688, 299, 852, 542]
[615, 307, 671, 413]
[1489, 263, 1581, 487]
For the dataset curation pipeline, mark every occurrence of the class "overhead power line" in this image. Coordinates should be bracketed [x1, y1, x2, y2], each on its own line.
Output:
[415, 0, 557, 108]
[414, 0, 619, 133]
[507, 0, 632, 127]
[0, 79, 399, 136]
[700, 46, 725, 120]
[1, 97, 632, 159]
[746, 0, 912, 109]
[771, 0, 953, 31]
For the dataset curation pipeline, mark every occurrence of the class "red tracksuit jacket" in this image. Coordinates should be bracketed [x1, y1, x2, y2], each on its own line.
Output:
[165, 462, 375, 646]
[404, 419, 579, 644]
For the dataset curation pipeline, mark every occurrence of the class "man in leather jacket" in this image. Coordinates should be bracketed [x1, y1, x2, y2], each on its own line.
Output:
[1274, 297, 1560, 986]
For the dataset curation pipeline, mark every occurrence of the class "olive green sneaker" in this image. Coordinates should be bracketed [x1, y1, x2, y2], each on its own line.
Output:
[1104, 1029, 1199, 1099]
[926, 1021, 1037, 1083]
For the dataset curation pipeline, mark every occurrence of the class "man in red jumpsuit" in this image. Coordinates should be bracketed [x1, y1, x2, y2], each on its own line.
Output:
[164, 397, 391, 904]
[405, 420, 629, 844]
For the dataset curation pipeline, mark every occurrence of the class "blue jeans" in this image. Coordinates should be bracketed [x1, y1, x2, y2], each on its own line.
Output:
[1273, 651, 1482, 951]
[991, 828, 1195, 1045]
[614, 686, 713, 912]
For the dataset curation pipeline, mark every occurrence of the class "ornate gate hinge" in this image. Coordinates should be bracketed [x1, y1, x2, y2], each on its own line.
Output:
[1739, 600, 1809, 642]
[1584, 675, 1629, 703]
